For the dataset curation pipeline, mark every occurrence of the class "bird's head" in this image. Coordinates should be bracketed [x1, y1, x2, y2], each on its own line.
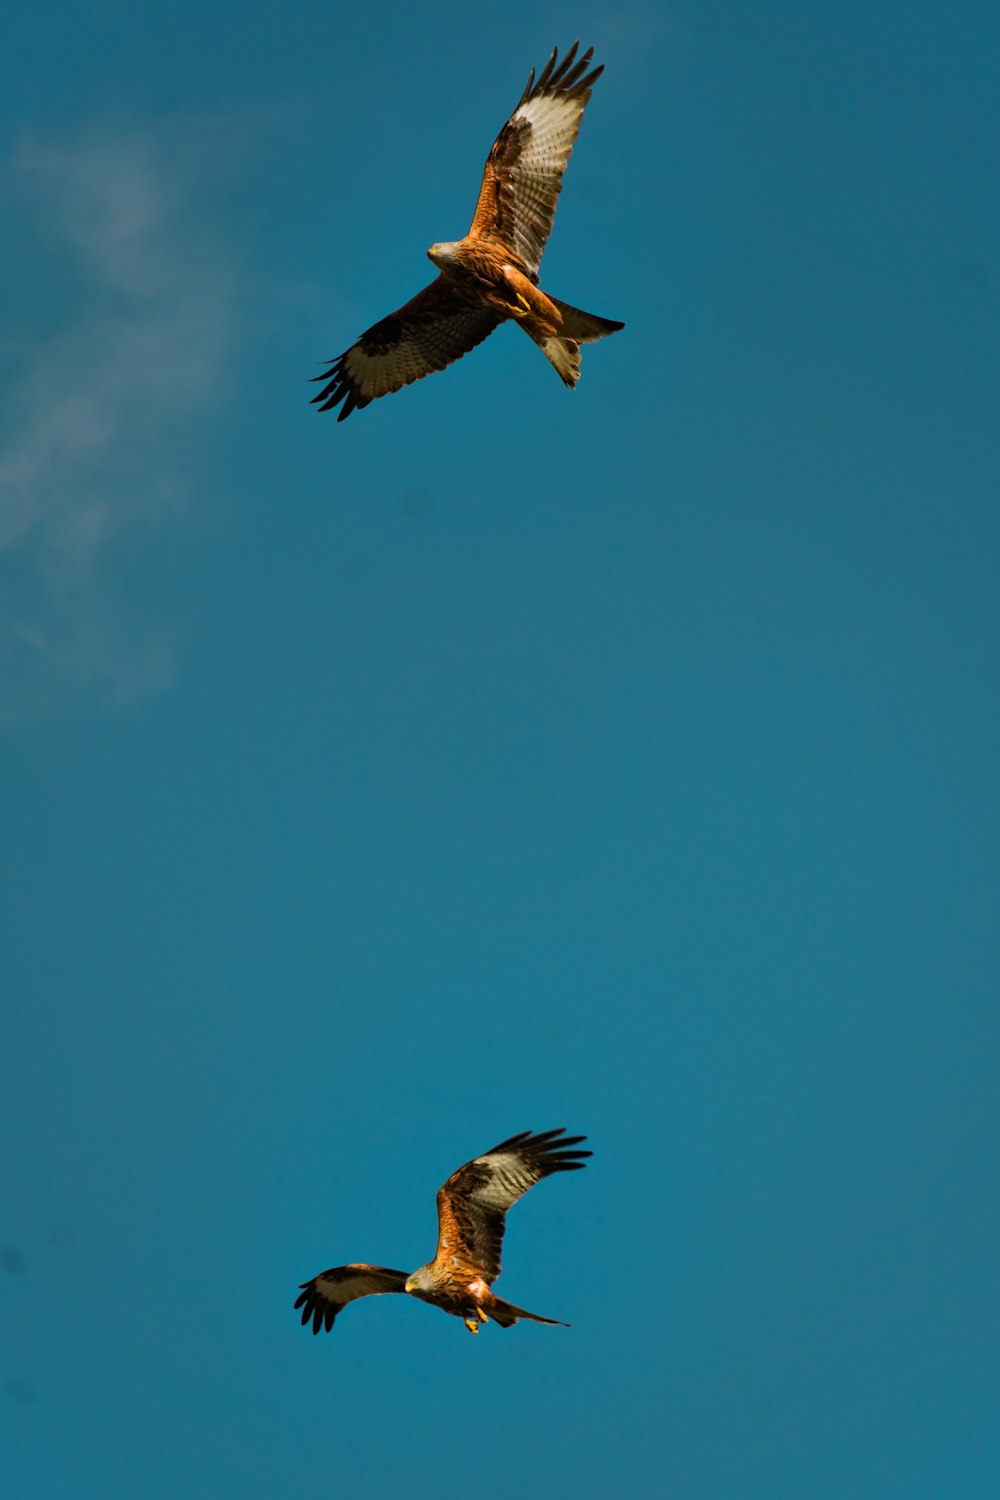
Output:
[405, 1266, 434, 1297]
[427, 241, 458, 268]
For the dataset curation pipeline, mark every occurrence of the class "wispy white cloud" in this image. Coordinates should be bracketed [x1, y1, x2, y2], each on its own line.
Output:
[0, 125, 236, 719]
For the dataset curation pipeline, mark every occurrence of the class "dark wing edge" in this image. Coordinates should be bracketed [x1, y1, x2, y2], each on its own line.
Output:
[477, 1127, 592, 1174]
[512, 41, 604, 114]
[293, 1264, 409, 1334]
[434, 1128, 591, 1282]
[311, 277, 502, 420]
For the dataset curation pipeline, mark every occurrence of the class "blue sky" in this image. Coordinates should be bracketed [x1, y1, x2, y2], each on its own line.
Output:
[3, 2, 999, 1495]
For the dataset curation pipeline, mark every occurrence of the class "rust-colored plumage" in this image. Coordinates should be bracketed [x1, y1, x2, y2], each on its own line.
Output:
[312, 44, 623, 420]
[295, 1128, 590, 1336]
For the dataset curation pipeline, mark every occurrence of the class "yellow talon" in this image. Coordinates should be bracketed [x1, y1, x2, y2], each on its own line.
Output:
[464, 1316, 480, 1334]
[477, 1307, 489, 1324]
[509, 291, 531, 318]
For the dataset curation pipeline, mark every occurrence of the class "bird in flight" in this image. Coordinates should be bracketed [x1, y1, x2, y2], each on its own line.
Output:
[312, 43, 624, 420]
[295, 1128, 591, 1335]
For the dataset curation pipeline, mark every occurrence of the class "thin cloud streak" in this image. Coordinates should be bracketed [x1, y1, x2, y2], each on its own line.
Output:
[0, 127, 235, 717]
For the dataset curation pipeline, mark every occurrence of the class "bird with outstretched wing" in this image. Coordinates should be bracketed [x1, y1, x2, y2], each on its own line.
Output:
[312, 44, 623, 419]
[295, 1128, 590, 1335]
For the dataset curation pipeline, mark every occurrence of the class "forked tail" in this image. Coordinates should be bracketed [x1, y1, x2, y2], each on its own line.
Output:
[489, 1295, 570, 1329]
[525, 298, 625, 388]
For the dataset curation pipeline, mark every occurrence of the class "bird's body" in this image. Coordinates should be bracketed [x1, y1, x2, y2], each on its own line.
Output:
[313, 44, 623, 419]
[428, 239, 564, 342]
[295, 1128, 590, 1336]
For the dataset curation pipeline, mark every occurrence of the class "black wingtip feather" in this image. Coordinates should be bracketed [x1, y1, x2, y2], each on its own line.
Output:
[294, 1284, 339, 1335]
[486, 1127, 592, 1172]
[310, 355, 369, 419]
[518, 43, 602, 109]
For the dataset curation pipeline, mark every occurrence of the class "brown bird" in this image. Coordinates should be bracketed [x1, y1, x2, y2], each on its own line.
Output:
[312, 43, 623, 419]
[295, 1128, 591, 1335]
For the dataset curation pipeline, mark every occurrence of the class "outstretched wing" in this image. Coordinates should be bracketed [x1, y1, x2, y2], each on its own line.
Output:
[433, 1128, 590, 1284]
[294, 1263, 409, 1334]
[312, 277, 501, 420]
[467, 43, 605, 278]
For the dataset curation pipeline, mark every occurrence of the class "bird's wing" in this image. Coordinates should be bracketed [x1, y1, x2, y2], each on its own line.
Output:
[294, 1264, 409, 1334]
[311, 277, 502, 420]
[466, 43, 604, 278]
[433, 1128, 590, 1284]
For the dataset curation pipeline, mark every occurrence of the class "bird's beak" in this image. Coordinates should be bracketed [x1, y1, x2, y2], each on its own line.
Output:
[404, 1279, 415, 1293]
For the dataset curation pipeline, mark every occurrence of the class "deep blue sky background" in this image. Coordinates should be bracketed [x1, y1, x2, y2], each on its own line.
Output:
[3, 2, 999, 1495]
